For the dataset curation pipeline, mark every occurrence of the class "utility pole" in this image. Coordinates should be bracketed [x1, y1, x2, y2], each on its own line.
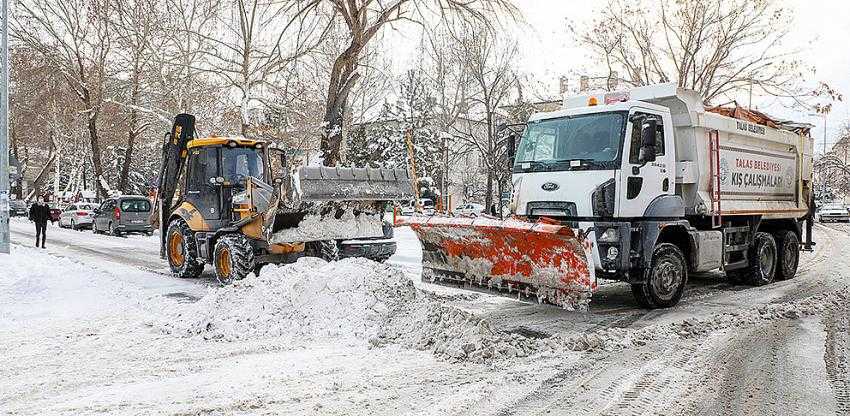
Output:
[0, 0, 11, 254]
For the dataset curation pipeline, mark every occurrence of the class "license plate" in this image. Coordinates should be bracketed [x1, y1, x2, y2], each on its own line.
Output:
[131, 220, 144, 224]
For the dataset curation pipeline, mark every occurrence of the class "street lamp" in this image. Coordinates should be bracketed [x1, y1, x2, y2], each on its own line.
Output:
[0, 0, 11, 254]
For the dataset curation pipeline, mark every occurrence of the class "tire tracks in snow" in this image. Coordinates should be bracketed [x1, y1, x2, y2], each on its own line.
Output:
[824, 306, 850, 415]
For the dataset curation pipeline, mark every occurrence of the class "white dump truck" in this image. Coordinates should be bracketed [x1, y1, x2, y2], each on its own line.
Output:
[403, 83, 815, 309]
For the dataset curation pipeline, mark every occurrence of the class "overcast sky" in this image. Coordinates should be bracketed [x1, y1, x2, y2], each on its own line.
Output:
[508, 0, 850, 153]
[393, 0, 850, 154]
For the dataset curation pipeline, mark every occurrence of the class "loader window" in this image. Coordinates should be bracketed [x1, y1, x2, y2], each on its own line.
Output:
[187, 148, 219, 191]
[222, 148, 264, 185]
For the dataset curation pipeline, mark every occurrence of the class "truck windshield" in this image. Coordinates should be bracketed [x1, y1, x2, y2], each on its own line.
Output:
[222, 147, 264, 183]
[514, 112, 626, 171]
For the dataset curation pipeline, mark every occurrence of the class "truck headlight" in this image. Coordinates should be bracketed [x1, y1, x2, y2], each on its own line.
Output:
[606, 246, 619, 261]
[598, 228, 619, 243]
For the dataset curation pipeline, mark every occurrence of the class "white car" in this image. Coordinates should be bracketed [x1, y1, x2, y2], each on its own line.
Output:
[399, 199, 436, 216]
[59, 202, 97, 230]
[453, 203, 485, 217]
[818, 204, 850, 223]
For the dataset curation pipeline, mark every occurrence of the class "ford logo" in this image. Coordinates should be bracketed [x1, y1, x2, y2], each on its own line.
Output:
[541, 182, 559, 191]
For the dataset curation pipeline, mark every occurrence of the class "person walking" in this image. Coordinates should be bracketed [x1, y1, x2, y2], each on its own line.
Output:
[28, 195, 50, 249]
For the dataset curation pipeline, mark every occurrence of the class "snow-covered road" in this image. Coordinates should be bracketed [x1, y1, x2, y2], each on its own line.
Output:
[2, 218, 850, 415]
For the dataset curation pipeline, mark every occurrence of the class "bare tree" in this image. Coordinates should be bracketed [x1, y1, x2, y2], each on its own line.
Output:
[302, 0, 519, 166]
[110, 0, 163, 193]
[448, 27, 518, 209]
[575, 0, 838, 107]
[13, 0, 114, 198]
[189, 0, 332, 136]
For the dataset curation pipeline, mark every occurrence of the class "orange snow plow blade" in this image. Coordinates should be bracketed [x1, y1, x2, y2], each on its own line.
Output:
[397, 216, 596, 309]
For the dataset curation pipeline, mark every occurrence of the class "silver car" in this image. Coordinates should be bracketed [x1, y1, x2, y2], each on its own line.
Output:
[59, 202, 97, 230]
[92, 196, 154, 236]
[818, 204, 850, 223]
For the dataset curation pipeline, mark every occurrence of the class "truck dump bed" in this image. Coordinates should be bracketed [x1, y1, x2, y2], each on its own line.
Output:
[565, 84, 815, 220]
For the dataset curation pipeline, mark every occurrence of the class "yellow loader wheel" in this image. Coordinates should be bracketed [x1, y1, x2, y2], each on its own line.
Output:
[213, 234, 255, 285]
[166, 219, 204, 279]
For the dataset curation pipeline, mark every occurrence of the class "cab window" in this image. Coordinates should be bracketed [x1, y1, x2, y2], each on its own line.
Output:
[187, 147, 219, 191]
[222, 148, 264, 182]
[628, 113, 665, 164]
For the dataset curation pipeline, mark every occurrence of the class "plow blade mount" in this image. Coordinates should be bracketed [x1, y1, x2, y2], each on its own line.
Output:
[399, 216, 596, 309]
[266, 166, 413, 244]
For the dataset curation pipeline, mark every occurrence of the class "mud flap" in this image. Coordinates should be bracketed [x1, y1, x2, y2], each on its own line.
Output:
[399, 216, 597, 310]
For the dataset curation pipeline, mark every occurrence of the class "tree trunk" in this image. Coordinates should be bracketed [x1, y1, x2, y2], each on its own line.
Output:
[485, 171, 494, 212]
[321, 48, 360, 167]
[87, 111, 106, 198]
[26, 144, 57, 201]
[120, 70, 141, 194]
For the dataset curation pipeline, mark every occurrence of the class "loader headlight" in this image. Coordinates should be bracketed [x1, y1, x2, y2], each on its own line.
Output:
[598, 227, 619, 243]
[606, 246, 620, 261]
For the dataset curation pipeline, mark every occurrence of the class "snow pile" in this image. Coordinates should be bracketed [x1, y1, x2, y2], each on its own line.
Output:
[159, 256, 540, 362]
[160, 257, 416, 343]
[374, 297, 539, 362]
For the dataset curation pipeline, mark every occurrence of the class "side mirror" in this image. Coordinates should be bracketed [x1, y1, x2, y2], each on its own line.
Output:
[638, 119, 658, 164]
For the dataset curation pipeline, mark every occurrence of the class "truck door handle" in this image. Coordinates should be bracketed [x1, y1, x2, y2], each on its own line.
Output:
[663, 178, 669, 192]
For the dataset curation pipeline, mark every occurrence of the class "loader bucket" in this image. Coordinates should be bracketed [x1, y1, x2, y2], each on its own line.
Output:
[296, 166, 413, 201]
[398, 216, 596, 309]
[266, 166, 413, 244]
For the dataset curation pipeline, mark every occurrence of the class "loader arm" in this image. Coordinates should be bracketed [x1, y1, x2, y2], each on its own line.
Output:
[157, 114, 195, 257]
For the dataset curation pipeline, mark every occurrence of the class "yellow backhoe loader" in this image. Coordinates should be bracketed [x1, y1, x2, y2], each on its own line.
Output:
[157, 114, 412, 284]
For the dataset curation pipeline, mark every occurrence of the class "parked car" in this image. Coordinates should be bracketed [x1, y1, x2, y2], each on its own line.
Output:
[420, 198, 436, 216]
[453, 202, 485, 217]
[9, 199, 27, 217]
[92, 196, 154, 236]
[398, 199, 435, 216]
[58, 202, 97, 230]
[48, 204, 62, 223]
[817, 204, 850, 222]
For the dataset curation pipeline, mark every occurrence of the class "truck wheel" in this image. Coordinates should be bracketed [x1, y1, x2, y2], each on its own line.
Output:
[635, 243, 688, 309]
[773, 230, 799, 280]
[213, 234, 255, 285]
[166, 219, 204, 279]
[745, 232, 777, 286]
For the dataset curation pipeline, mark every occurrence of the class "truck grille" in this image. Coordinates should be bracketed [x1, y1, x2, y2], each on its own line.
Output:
[526, 201, 578, 227]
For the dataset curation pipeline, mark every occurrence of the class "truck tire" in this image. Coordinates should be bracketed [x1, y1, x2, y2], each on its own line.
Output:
[213, 234, 255, 285]
[744, 232, 777, 286]
[773, 230, 799, 280]
[634, 243, 688, 309]
[630, 284, 655, 308]
[166, 219, 204, 279]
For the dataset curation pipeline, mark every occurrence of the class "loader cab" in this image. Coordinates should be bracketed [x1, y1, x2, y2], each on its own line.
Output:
[183, 138, 269, 226]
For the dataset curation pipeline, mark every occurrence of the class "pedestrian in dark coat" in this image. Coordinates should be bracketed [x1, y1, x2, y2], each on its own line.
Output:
[28, 196, 50, 248]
